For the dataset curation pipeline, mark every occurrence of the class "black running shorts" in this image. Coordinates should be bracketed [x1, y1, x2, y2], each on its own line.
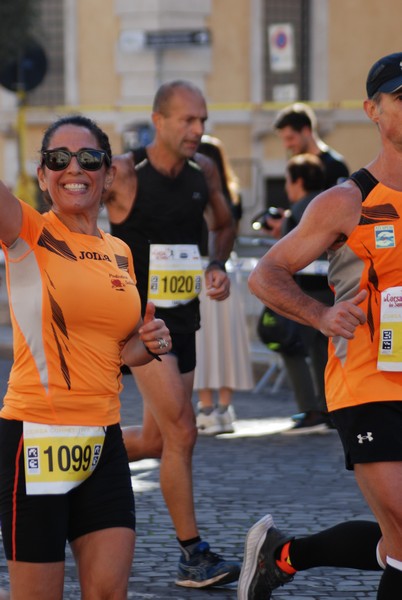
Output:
[0, 419, 135, 562]
[331, 401, 402, 470]
[169, 332, 196, 373]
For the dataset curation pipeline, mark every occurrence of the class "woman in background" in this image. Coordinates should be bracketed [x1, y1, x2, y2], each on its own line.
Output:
[194, 135, 253, 435]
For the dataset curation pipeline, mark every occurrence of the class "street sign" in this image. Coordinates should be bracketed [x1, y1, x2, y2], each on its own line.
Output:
[145, 29, 211, 49]
[0, 38, 47, 92]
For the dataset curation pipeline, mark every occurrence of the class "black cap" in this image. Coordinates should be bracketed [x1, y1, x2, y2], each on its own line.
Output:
[366, 52, 402, 98]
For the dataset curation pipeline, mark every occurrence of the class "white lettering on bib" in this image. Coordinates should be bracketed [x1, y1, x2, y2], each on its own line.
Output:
[23, 422, 105, 495]
[148, 244, 203, 308]
[377, 286, 402, 371]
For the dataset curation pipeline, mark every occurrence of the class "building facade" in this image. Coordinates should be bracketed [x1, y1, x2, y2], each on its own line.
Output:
[0, 0, 400, 234]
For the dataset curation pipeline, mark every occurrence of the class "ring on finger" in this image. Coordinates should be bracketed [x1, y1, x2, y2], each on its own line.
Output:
[157, 338, 169, 349]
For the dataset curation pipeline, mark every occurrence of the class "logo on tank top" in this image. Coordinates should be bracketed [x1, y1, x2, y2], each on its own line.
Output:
[357, 432, 374, 444]
[375, 225, 395, 249]
[111, 278, 125, 291]
[78, 250, 112, 261]
[109, 272, 134, 291]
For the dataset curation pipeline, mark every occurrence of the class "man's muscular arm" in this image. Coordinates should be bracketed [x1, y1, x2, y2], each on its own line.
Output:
[194, 153, 236, 264]
[249, 184, 367, 339]
[194, 153, 236, 300]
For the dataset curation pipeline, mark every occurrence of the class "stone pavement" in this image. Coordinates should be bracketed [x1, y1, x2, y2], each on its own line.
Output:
[0, 356, 380, 599]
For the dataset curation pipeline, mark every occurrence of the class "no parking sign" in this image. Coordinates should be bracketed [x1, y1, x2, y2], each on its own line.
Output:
[268, 23, 295, 72]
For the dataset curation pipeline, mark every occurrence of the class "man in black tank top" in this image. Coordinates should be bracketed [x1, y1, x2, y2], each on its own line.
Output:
[104, 80, 239, 588]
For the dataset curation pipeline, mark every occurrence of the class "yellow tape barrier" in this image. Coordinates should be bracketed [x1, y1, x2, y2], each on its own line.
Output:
[21, 99, 364, 115]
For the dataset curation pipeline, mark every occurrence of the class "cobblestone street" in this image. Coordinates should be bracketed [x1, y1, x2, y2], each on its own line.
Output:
[0, 358, 380, 599]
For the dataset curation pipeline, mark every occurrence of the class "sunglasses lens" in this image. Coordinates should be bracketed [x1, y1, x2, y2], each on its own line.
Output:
[77, 150, 104, 170]
[45, 150, 70, 171]
[43, 149, 108, 171]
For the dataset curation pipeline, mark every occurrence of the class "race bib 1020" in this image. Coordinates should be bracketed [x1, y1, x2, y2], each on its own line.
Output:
[148, 244, 203, 308]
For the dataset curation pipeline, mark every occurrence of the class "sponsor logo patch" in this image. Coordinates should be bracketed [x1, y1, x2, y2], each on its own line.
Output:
[375, 225, 395, 248]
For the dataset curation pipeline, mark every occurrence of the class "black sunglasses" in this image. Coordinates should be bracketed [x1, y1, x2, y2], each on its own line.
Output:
[41, 148, 111, 171]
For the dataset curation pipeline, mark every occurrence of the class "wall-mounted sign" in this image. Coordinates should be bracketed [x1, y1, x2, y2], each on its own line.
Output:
[268, 23, 295, 73]
[120, 29, 211, 53]
[146, 29, 211, 48]
[272, 84, 298, 102]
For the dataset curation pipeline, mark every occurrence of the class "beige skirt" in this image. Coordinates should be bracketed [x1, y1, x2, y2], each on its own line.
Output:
[193, 273, 254, 390]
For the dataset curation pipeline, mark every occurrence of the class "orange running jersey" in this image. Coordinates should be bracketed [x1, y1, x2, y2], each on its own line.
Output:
[1, 200, 141, 426]
[326, 171, 402, 411]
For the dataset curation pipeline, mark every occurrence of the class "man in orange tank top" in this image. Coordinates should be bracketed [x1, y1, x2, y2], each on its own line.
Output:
[239, 53, 402, 599]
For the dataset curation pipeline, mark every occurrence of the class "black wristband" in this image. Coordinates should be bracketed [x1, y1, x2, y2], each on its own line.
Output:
[206, 259, 227, 272]
[144, 343, 162, 362]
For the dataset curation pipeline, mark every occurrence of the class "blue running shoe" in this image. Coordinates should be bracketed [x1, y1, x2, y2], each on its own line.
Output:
[237, 514, 294, 599]
[176, 541, 241, 588]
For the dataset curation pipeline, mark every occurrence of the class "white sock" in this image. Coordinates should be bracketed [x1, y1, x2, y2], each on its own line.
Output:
[386, 556, 402, 571]
[376, 542, 386, 569]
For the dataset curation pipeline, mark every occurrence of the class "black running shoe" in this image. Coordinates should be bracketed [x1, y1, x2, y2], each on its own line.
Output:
[283, 411, 329, 435]
[176, 541, 240, 588]
[237, 514, 294, 599]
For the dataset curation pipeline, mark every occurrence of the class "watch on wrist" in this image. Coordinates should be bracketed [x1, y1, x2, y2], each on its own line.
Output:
[144, 343, 162, 362]
[207, 259, 227, 272]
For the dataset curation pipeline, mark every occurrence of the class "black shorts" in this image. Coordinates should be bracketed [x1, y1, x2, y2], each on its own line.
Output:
[170, 331, 196, 373]
[0, 419, 135, 562]
[331, 401, 402, 470]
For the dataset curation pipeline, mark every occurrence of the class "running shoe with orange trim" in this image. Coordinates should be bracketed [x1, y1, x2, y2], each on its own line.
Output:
[237, 514, 294, 599]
